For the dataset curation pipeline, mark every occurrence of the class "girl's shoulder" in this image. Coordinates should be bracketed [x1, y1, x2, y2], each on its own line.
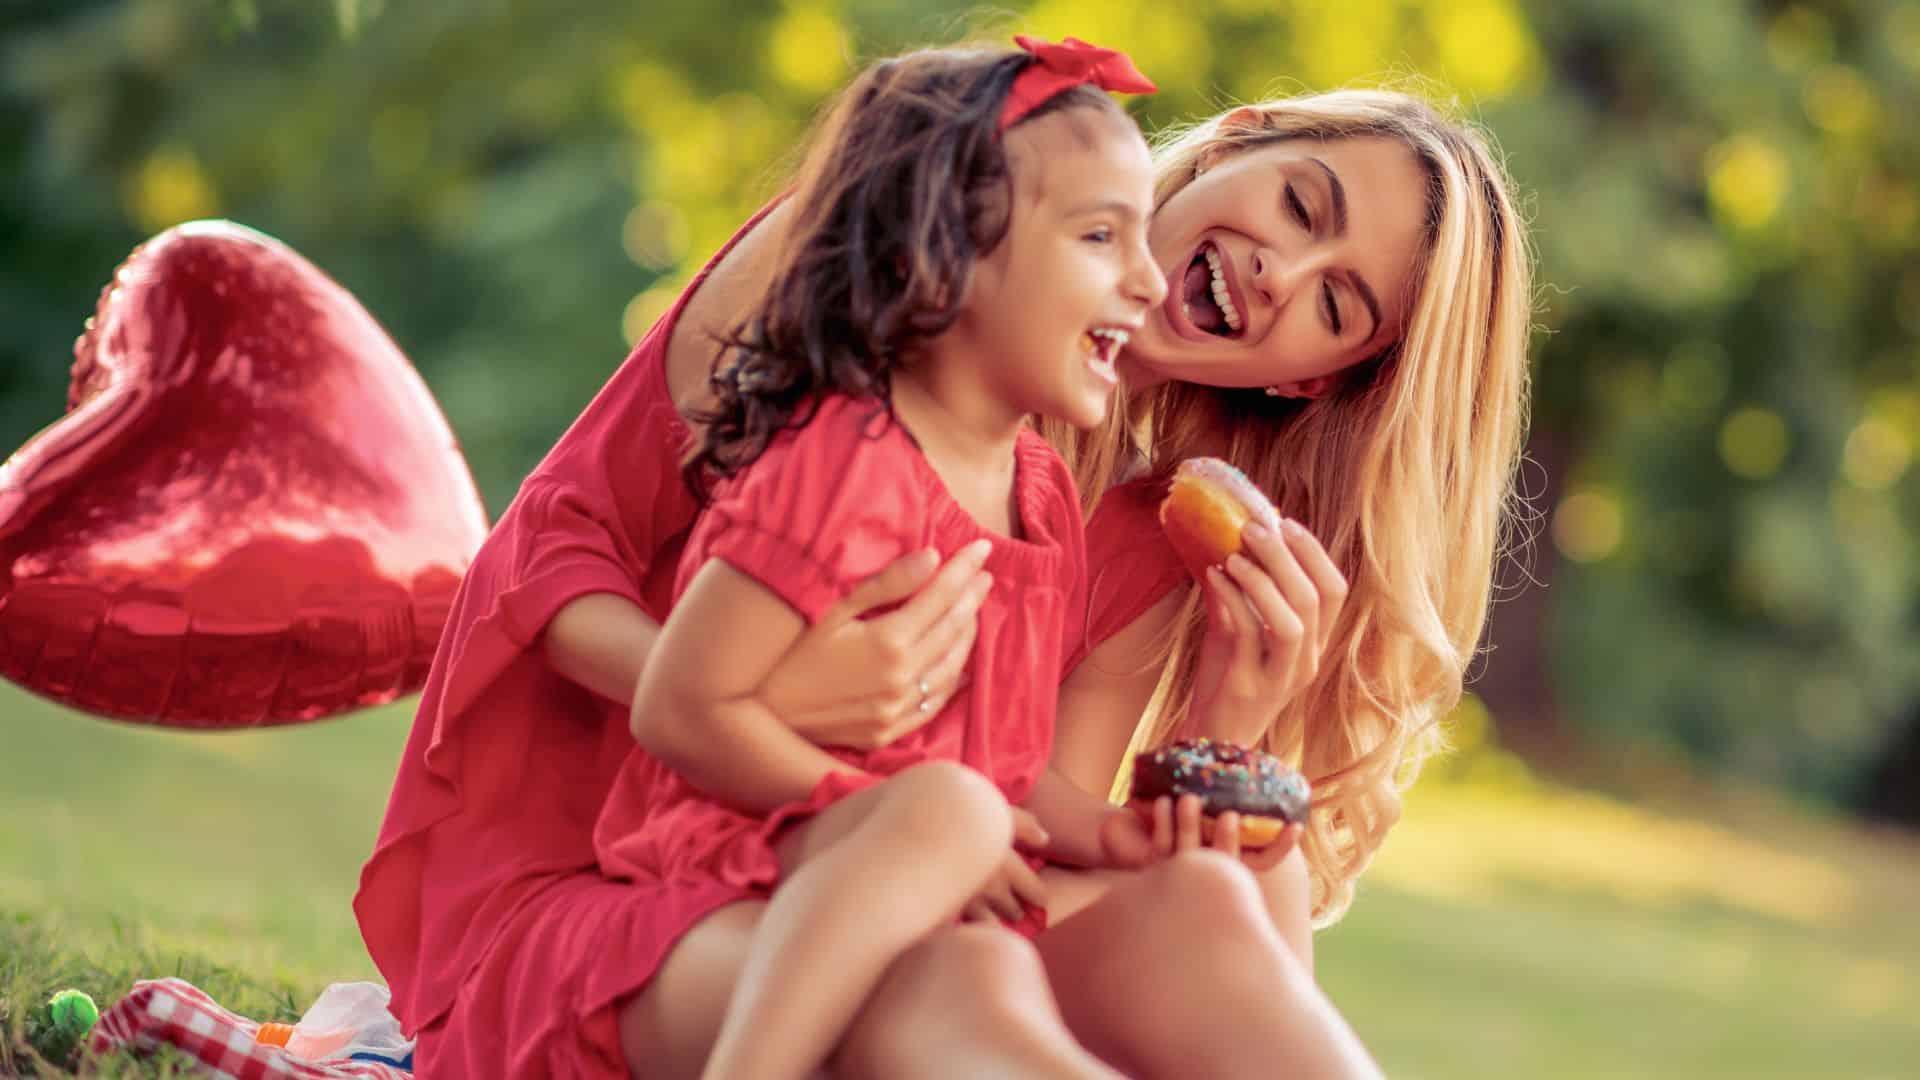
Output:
[712, 394, 925, 515]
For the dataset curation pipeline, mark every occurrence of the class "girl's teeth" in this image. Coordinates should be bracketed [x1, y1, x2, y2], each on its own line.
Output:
[1203, 246, 1243, 332]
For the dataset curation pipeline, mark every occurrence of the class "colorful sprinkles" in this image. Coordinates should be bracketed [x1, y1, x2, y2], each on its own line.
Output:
[1131, 737, 1312, 823]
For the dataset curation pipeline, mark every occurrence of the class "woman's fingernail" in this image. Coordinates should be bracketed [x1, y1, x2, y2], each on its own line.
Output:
[967, 539, 993, 561]
[1244, 524, 1269, 542]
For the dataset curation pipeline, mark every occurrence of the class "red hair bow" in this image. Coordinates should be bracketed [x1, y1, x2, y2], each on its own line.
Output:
[999, 35, 1157, 131]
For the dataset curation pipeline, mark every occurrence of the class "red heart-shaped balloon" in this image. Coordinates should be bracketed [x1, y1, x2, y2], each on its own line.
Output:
[0, 221, 488, 728]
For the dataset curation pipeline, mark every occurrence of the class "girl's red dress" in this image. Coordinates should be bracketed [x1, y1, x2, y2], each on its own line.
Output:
[354, 201, 1087, 1077]
[593, 391, 1083, 943]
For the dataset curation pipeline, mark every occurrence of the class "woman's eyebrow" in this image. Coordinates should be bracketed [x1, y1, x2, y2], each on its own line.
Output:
[1308, 156, 1348, 236]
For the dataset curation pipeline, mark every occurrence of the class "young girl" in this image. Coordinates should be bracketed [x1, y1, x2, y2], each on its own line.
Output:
[590, 39, 1166, 1079]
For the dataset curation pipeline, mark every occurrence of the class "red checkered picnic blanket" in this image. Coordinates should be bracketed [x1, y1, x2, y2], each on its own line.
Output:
[89, 978, 411, 1079]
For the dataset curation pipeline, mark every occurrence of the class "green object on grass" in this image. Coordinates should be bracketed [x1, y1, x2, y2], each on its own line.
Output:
[47, 988, 100, 1036]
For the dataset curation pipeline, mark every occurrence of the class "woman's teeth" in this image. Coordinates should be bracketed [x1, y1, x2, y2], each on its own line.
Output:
[1203, 246, 1242, 333]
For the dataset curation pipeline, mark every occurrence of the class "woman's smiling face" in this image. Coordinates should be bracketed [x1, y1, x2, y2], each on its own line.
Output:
[1127, 133, 1432, 397]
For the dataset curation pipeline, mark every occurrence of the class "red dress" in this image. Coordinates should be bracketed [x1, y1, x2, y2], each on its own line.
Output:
[594, 394, 1082, 950]
[354, 205, 777, 1077]
[1065, 476, 1193, 675]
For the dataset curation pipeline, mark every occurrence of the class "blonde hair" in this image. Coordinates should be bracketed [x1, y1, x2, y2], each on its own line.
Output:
[1044, 89, 1534, 924]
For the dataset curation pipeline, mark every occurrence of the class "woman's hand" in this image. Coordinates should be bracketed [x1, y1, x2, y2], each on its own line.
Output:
[756, 540, 993, 750]
[1099, 794, 1302, 873]
[1190, 520, 1349, 745]
[962, 808, 1050, 925]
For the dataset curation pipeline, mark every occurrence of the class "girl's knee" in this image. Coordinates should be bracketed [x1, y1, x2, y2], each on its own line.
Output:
[876, 761, 1012, 856]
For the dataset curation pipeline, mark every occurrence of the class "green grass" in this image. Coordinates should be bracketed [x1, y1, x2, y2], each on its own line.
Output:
[3, 680, 1917, 1077]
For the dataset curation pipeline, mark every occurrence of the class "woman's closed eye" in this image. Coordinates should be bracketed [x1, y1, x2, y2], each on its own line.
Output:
[1285, 183, 1312, 231]
[1322, 280, 1343, 336]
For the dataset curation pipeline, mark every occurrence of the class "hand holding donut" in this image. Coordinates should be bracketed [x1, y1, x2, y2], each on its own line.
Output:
[1101, 739, 1309, 872]
[757, 540, 993, 749]
[1160, 458, 1350, 744]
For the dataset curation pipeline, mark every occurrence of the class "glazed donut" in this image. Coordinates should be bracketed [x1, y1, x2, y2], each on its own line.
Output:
[1157, 457, 1282, 580]
[1131, 737, 1310, 847]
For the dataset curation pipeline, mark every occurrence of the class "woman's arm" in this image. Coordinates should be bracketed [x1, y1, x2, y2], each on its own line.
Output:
[544, 593, 661, 705]
[1052, 589, 1186, 797]
[632, 558, 868, 813]
[542, 540, 989, 733]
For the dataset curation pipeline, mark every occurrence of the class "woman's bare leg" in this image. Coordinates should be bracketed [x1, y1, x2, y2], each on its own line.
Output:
[1033, 851, 1383, 1080]
[1040, 844, 1317, 972]
[618, 900, 766, 1080]
[620, 910, 1119, 1079]
[833, 926, 1122, 1080]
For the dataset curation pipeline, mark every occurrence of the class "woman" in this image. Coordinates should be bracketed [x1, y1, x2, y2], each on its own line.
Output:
[357, 72, 1530, 1079]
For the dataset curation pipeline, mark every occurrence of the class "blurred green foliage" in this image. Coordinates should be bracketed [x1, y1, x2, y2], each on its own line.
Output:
[2, 0, 1916, 807]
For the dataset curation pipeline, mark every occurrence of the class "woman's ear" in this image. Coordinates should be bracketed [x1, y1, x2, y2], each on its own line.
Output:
[1197, 106, 1268, 175]
[1268, 374, 1336, 400]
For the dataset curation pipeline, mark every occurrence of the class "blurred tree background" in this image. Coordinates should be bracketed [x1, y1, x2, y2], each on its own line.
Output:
[4, 0, 1918, 819]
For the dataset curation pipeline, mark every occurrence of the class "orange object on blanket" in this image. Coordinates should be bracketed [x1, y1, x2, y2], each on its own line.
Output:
[257, 1021, 296, 1047]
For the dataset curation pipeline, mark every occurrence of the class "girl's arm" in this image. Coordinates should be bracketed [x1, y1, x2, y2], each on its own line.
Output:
[630, 558, 869, 813]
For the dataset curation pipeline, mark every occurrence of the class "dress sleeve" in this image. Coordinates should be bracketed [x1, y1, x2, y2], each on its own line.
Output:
[692, 399, 925, 625]
[1073, 478, 1194, 668]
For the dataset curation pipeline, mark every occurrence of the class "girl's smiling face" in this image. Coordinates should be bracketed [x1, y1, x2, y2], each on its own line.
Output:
[1127, 134, 1432, 398]
[940, 104, 1166, 431]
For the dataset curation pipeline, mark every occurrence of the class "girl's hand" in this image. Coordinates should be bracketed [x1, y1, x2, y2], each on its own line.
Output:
[963, 808, 1050, 924]
[1099, 795, 1303, 873]
[1190, 520, 1349, 746]
[758, 541, 994, 750]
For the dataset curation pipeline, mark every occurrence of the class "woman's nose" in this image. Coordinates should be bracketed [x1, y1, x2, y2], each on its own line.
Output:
[1250, 246, 1314, 309]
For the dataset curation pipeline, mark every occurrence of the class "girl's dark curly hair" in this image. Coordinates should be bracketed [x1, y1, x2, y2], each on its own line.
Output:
[682, 45, 1121, 502]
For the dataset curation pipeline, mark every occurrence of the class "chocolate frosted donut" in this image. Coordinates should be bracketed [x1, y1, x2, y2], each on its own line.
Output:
[1131, 738, 1311, 843]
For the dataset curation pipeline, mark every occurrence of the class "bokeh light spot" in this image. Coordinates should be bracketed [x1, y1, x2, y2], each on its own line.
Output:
[1429, 0, 1539, 99]
[1842, 417, 1912, 490]
[1765, 7, 1835, 73]
[1706, 135, 1789, 232]
[1719, 407, 1791, 479]
[1553, 489, 1625, 563]
[1801, 65, 1877, 137]
[623, 203, 689, 271]
[768, 4, 850, 94]
[622, 282, 683, 347]
[124, 147, 221, 234]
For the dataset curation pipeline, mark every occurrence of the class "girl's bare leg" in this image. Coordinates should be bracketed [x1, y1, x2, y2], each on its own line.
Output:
[1033, 850, 1383, 1080]
[700, 760, 1012, 1079]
